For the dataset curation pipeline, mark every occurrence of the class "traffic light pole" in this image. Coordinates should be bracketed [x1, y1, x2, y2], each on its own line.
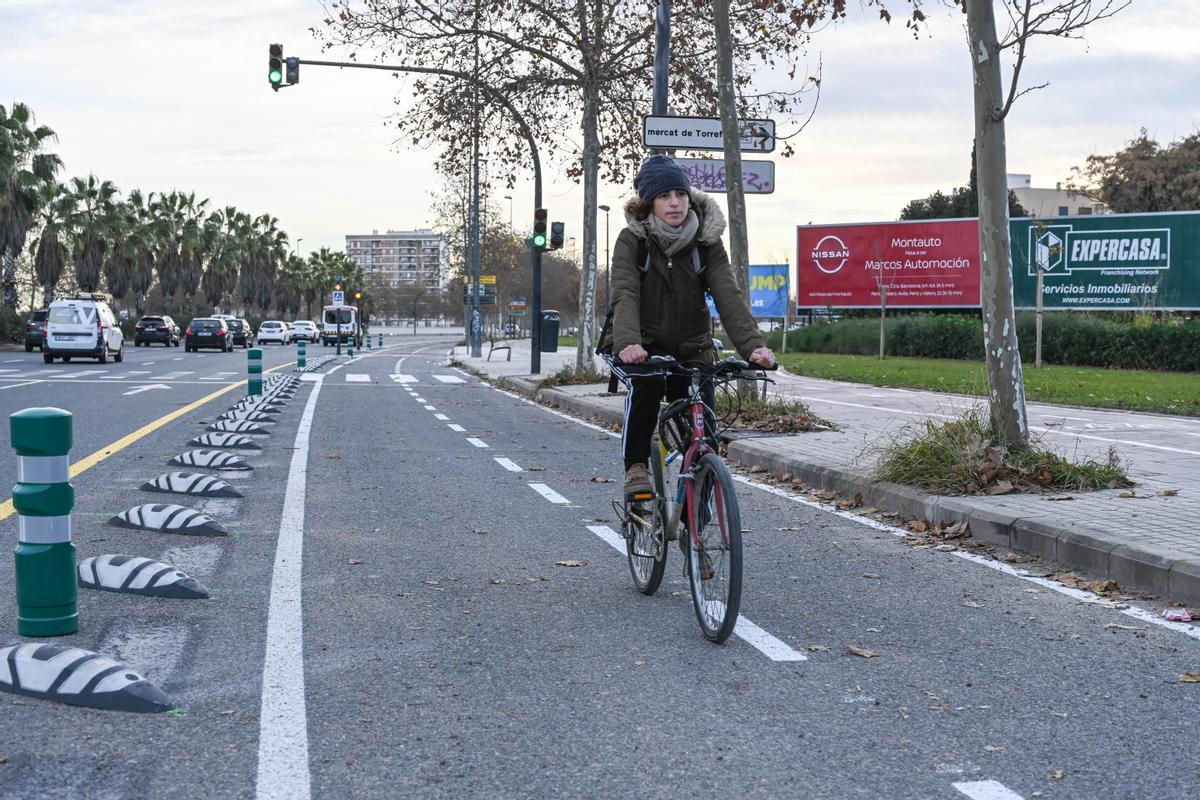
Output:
[276, 55, 545, 371]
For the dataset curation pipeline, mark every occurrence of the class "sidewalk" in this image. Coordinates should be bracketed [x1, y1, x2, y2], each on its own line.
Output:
[453, 340, 1200, 605]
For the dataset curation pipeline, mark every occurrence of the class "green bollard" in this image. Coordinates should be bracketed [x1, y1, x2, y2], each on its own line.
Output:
[348, 336, 355, 358]
[297, 339, 307, 370]
[378, 333, 383, 348]
[366, 334, 372, 350]
[11, 408, 78, 636]
[248, 348, 263, 396]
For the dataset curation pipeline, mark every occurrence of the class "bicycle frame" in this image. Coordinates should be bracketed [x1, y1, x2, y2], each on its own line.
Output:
[662, 370, 725, 550]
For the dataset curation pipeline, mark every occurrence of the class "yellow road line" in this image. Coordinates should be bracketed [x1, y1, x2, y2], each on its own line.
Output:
[0, 364, 293, 523]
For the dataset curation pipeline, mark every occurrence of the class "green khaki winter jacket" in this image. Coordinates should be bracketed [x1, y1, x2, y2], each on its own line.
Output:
[602, 189, 765, 362]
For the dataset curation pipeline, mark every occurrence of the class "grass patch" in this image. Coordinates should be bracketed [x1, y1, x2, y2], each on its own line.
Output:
[777, 352, 1200, 416]
[557, 336, 579, 348]
[870, 406, 1132, 495]
[714, 391, 835, 433]
[536, 362, 607, 389]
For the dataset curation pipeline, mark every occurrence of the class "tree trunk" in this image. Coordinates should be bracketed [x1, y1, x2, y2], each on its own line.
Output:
[713, 0, 749, 294]
[575, 80, 600, 372]
[1, 253, 19, 310]
[966, 0, 1029, 449]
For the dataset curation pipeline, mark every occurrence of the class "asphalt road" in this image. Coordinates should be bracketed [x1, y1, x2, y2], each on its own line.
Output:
[0, 333, 1197, 799]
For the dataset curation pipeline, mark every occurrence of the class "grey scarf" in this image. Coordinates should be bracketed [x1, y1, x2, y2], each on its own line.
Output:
[645, 210, 700, 258]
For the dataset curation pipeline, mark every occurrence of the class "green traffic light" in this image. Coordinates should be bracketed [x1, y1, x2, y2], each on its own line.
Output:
[533, 234, 547, 248]
[269, 69, 283, 84]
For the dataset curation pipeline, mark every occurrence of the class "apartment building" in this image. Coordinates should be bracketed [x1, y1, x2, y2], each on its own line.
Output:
[1007, 174, 1108, 218]
[345, 229, 448, 289]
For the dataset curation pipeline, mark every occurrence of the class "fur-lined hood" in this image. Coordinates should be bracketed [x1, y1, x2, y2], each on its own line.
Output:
[623, 189, 727, 246]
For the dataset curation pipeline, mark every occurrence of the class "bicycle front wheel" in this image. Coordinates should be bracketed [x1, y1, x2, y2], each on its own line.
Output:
[625, 446, 668, 595]
[685, 453, 742, 643]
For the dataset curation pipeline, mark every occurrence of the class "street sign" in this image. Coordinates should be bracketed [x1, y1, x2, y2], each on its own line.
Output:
[510, 310, 526, 316]
[676, 158, 775, 194]
[643, 115, 775, 153]
[480, 275, 497, 285]
[462, 284, 496, 296]
[331, 290, 345, 305]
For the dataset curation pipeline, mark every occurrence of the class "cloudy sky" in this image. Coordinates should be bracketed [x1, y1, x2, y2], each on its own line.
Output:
[3, 0, 1196, 268]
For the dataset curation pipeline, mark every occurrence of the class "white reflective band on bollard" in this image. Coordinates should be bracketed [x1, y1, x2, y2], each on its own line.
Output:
[18, 515, 72, 544]
[16, 455, 71, 484]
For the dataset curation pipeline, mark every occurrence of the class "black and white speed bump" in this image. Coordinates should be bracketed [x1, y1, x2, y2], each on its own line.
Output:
[189, 432, 262, 450]
[217, 409, 274, 423]
[207, 420, 271, 433]
[141, 471, 243, 498]
[170, 449, 252, 470]
[231, 400, 282, 414]
[0, 644, 174, 713]
[78, 554, 210, 599]
[109, 504, 228, 536]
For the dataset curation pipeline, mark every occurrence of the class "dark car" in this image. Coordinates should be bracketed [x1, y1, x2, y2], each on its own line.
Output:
[185, 318, 233, 352]
[24, 309, 48, 351]
[134, 315, 180, 347]
[227, 319, 254, 348]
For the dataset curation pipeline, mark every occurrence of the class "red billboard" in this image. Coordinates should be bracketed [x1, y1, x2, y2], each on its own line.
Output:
[797, 219, 981, 308]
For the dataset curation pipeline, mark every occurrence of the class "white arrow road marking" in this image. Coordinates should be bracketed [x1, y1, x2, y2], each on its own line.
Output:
[447, 424, 466, 432]
[953, 781, 1026, 800]
[466, 438, 489, 449]
[345, 374, 370, 382]
[529, 483, 569, 504]
[123, 384, 171, 396]
[434, 414, 449, 421]
[432, 374, 466, 383]
[583, 525, 806, 662]
[389, 373, 418, 383]
[494, 457, 523, 472]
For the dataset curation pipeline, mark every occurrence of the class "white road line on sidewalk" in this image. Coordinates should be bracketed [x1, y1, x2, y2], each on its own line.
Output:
[424, 405, 436, 410]
[953, 780, 1025, 800]
[0, 381, 40, 391]
[448, 423, 466, 432]
[494, 457, 523, 472]
[584, 525, 806, 662]
[530, 483, 570, 504]
[255, 377, 322, 800]
[434, 413, 449, 421]
[466, 437, 489, 448]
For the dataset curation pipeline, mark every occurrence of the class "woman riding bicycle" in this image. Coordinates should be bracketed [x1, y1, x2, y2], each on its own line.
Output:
[600, 154, 776, 498]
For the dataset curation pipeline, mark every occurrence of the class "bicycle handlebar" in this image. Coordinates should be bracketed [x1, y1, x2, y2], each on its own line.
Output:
[611, 355, 777, 380]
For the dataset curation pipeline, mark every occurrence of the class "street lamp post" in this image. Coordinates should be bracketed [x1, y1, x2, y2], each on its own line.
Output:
[503, 195, 513, 230]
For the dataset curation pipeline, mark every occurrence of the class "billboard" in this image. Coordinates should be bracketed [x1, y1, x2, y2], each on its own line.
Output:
[1011, 211, 1200, 310]
[796, 219, 981, 308]
[748, 264, 790, 317]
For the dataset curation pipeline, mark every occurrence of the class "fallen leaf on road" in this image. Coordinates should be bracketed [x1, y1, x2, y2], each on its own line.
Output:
[1118, 490, 1152, 499]
[1046, 494, 1075, 501]
[327, 453, 342, 460]
[1104, 623, 1142, 631]
[471, 528, 488, 534]
[907, 520, 929, 533]
[861, 573, 881, 580]
[846, 644, 879, 658]
[1048, 770, 1065, 780]
[748, 465, 766, 473]
[960, 599, 983, 608]
[590, 476, 614, 483]
[555, 560, 587, 568]
[1087, 579, 1118, 595]
[489, 578, 504, 585]
[836, 493, 863, 510]
[1158, 489, 1180, 497]
[527, 466, 545, 472]
[777, 525, 808, 531]
[983, 744, 1004, 752]
[1178, 672, 1200, 683]
[347, 559, 362, 566]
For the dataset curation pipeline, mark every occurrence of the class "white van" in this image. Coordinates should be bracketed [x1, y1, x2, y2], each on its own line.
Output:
[321, 304, 361, 347]
[43, 293, 125, 364]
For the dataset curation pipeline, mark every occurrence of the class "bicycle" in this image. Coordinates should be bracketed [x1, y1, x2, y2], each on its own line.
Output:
[613, 356, 776, 643]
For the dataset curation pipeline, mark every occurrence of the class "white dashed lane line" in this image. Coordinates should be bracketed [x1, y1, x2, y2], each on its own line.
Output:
[466, 438, 489, 449]
[447, 424, 466, 433]
[529, 483, 570, 504]
[414, 396, 427, 403]
[494, 457, 523, 472]
[434, 414, 449, 421]
[953, 780, 1025, 800]
[433, 374, 465, 383]
[423, 405, 436, 411]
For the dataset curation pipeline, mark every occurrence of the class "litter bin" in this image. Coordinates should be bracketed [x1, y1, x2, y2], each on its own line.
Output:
[540, 310, 560, 353]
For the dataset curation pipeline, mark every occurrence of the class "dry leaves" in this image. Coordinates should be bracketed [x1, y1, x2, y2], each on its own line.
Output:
[1118, 491, 1153, 499]
[906, 519, 929, 533]
[555, 560, 587, 568]
[1177, 672, 1200, 683]
[1054, 572, 1118, 595]
[837, 493, 864, 510]
[1048, 770, 1065, 780]
[347, 559, 362, 566]
[986, 479, 1015, 495]
[326, 452, 342, 460]
[846, 644, 879, 659]
[1046, 494, 1076, 501]
[1158, 489, 1180, 497]
[589, 476, 615, 484]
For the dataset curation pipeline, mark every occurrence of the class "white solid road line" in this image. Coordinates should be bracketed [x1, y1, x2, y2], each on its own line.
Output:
[255, 376, 322, 800]
[433, 374, 466, 383]
[953, 780, 1025, 800]
[448, 423, 466, 432]
[0, 381, 40, 391]
[466, 437, 489, 449]
[494, 457, 523, 472]
[583, 526, 806, 662]
[434, 413, 449, 421]
[529, 483, 570, 504]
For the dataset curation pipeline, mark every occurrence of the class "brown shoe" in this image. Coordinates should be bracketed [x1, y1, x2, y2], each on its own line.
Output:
[624, 463, 653, 499]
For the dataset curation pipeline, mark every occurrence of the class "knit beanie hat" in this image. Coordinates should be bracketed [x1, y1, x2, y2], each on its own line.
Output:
[634, 154, 691, 201]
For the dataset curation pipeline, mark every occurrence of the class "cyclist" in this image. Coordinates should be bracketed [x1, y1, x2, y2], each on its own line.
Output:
[599, 154, 776, 498]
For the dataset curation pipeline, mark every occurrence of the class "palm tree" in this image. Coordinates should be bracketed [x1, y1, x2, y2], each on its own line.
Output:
[150, 191, 185, 313]
[0, 102, 63, 309]
[66, 174, 118, 293]
[31, 183, 71, 304]
[241, 214, 288, 315]
[177, 192, 209, 310]
[123, 190, 158, 316]
[202, 206, 248, 314]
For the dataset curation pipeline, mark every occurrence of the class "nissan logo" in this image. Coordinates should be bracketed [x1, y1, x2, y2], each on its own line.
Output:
[811, 235, 849, 274]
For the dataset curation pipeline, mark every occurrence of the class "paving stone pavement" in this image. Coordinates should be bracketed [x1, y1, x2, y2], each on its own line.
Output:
[453, 339, 1200, 605]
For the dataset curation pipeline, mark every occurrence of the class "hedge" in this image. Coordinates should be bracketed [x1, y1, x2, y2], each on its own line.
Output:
[768, 313, 1200, 373]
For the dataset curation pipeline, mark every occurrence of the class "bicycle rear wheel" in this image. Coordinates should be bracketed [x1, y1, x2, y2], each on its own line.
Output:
[625, 445, 668, 595]
[684, 453, 742, 643]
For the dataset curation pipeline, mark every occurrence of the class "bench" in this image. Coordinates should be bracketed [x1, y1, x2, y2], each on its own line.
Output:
[487, 338, 511, 362]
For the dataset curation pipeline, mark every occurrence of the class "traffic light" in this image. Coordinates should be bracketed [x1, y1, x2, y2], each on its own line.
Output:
[532, 208, 548, 250]
[334, 278, 343, 292]
[354, 291, 362, 301]
[285, 57, 299, 85]
[268, 44, 284, 91]
[550, 221, 565, 250]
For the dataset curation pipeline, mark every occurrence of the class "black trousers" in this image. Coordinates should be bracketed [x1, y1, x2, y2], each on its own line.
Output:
[623, 374, 716, 470]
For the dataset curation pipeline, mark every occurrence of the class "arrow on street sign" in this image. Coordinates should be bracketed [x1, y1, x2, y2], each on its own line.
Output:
[643, 115, 775, 153]
[123, 384, 171, 396]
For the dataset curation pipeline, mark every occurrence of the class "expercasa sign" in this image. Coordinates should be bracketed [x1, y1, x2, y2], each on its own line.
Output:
[796, 219, 982, 308]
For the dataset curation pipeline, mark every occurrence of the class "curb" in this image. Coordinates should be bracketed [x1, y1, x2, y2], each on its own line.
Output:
[488, 372, 1200, 606]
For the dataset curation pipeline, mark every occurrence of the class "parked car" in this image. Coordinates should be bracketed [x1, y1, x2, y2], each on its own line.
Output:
[185, 318, 233, 352]
[24, 309, 48, 351]
[227, 318, 254, 348]
[43, 294, 124, 364]
[257, 320, 289, 345]
[288, 320, 319, 343]
[133, 315, 180, 347]
[503, 322, 518, 337]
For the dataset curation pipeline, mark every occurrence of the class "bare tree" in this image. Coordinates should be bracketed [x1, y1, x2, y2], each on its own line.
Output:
[959, 0, 1129, 448]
